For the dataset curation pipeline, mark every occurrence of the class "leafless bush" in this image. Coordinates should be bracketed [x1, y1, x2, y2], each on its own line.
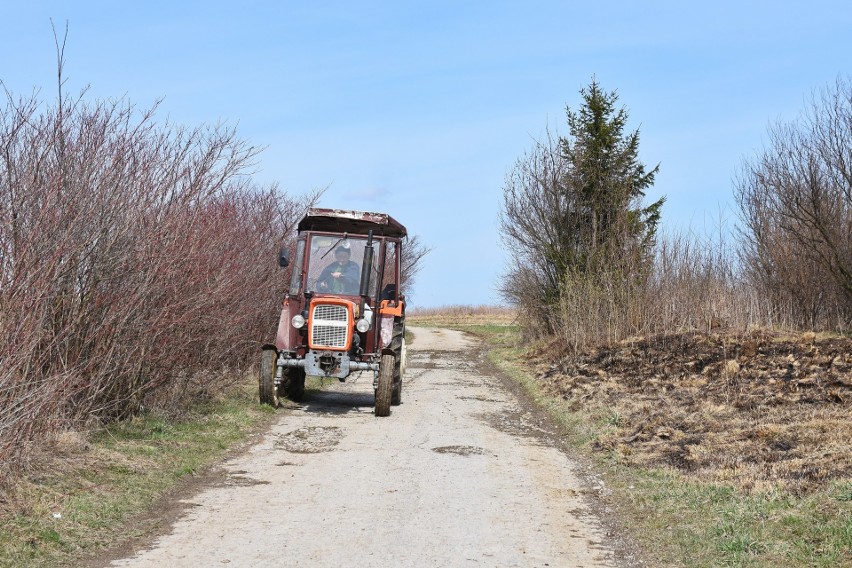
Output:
[400, 234, 432, 302]
[554, 218, 814, 353]
[0, 86, 317, 480]
[644, 225, 743, 335]
[498, 129, 566, 338]
[736, 76, 852, 330]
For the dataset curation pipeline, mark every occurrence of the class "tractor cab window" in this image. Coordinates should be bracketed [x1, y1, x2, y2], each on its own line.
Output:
[306, 235, 379, 296]
[288, 239, 306, 296]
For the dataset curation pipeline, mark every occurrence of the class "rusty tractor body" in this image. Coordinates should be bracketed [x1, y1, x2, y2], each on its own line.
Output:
[260, 208, 407, 416]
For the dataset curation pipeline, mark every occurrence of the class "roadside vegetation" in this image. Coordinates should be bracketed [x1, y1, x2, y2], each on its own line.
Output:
[500, 77, 850, 346]
[465, 76, 851, 566]
[0, 56, 319, 485]
[0, 55, 319, 562]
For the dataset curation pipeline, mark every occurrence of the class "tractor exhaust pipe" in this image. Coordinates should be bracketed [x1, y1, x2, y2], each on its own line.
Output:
[359, 230, 374, 314]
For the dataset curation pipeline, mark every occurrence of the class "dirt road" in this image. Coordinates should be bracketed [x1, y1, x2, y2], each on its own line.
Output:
[107, 327, 620, 567]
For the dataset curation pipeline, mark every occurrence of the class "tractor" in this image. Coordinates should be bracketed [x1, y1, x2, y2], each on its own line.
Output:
[260, 208, 407, 416]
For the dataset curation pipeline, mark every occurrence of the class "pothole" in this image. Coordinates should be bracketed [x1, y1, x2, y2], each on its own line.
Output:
[275, 426, 343, 453]
[432, 445, 490, 456]
[458, 395, 503, 403]
[225, 475, 270, 487]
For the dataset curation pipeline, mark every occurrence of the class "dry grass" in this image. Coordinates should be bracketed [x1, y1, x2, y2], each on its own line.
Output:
[408, 305, 516, 327]
[531, 329, 852, 495]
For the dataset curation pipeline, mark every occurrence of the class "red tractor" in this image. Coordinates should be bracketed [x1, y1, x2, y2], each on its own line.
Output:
[260, 208, 407, 416]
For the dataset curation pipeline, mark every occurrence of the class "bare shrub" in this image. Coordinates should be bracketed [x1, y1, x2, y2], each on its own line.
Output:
[736, 77, 852, 330]
[554, 216, 812, 353]
[498, 129, 566, 338]
[644, 225, 744, 336]
[0, 86, 317, 480]
[400, 234, 432, 302]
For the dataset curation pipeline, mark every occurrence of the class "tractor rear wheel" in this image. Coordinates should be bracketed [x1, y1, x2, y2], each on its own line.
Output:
[391, 319, 405, 405]
[259, 348, 277, 406]
[281, 366, 306, 402]
[374, 353, 394, 417]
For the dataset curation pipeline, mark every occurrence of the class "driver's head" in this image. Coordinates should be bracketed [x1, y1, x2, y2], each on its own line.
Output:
[335, 246, 351, 262]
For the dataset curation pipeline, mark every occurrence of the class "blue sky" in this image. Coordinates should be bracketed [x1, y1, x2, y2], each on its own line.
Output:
[2, 1, 850, 308]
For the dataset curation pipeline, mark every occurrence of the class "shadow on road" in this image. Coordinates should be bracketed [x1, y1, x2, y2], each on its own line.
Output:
[298, 389, 376, 415]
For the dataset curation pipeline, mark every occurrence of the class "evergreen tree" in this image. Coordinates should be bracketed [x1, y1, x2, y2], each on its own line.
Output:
[557, 79, 663, 276]
[499, 79, 664, 338]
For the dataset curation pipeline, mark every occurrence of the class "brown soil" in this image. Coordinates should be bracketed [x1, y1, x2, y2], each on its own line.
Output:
[532, 329, 852, 494]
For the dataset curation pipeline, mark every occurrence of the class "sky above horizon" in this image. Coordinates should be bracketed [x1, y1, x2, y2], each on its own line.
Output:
[2, 1, 850, 308]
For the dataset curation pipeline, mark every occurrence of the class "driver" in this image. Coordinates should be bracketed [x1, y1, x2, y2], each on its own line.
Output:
[317, 245, 361, 294]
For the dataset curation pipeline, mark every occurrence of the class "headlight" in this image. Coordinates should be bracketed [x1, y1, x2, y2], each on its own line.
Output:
[355, 318, 370, 333]
[291, 314, 306, 329]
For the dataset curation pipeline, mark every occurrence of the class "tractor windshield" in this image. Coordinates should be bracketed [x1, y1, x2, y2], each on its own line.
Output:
[306, 235, 378, 296]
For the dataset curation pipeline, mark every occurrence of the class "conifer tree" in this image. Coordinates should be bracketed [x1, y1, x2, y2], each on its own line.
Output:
[557, 79, 663, 276]
[499, 79, 664, 336]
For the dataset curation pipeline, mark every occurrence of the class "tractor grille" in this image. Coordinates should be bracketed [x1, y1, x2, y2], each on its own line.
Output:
[311, 304, 349, 349]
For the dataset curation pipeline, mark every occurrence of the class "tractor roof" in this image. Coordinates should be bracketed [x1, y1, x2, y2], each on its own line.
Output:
[298, 208, 407, 238]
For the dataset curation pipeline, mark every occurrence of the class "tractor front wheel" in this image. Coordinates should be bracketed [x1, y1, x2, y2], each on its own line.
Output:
[374, 353, 394, 417]
[259, 348, 277, 406]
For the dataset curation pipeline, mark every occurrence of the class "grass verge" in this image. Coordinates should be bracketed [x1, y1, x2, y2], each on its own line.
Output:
[0, 381, 276, 568]
[408, 314, 852, 567]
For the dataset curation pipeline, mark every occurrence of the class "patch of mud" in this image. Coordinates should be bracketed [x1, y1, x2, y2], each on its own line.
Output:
[274, 426, 342, 454]
[431, 445, 491, 456]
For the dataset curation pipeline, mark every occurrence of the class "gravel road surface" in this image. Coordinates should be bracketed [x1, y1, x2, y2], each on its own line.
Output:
[108, 327, 618, 567]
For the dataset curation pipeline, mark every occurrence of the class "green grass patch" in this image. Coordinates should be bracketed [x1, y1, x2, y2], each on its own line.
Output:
[615, 470, 852, 567]
[0, 382, 276, 568]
